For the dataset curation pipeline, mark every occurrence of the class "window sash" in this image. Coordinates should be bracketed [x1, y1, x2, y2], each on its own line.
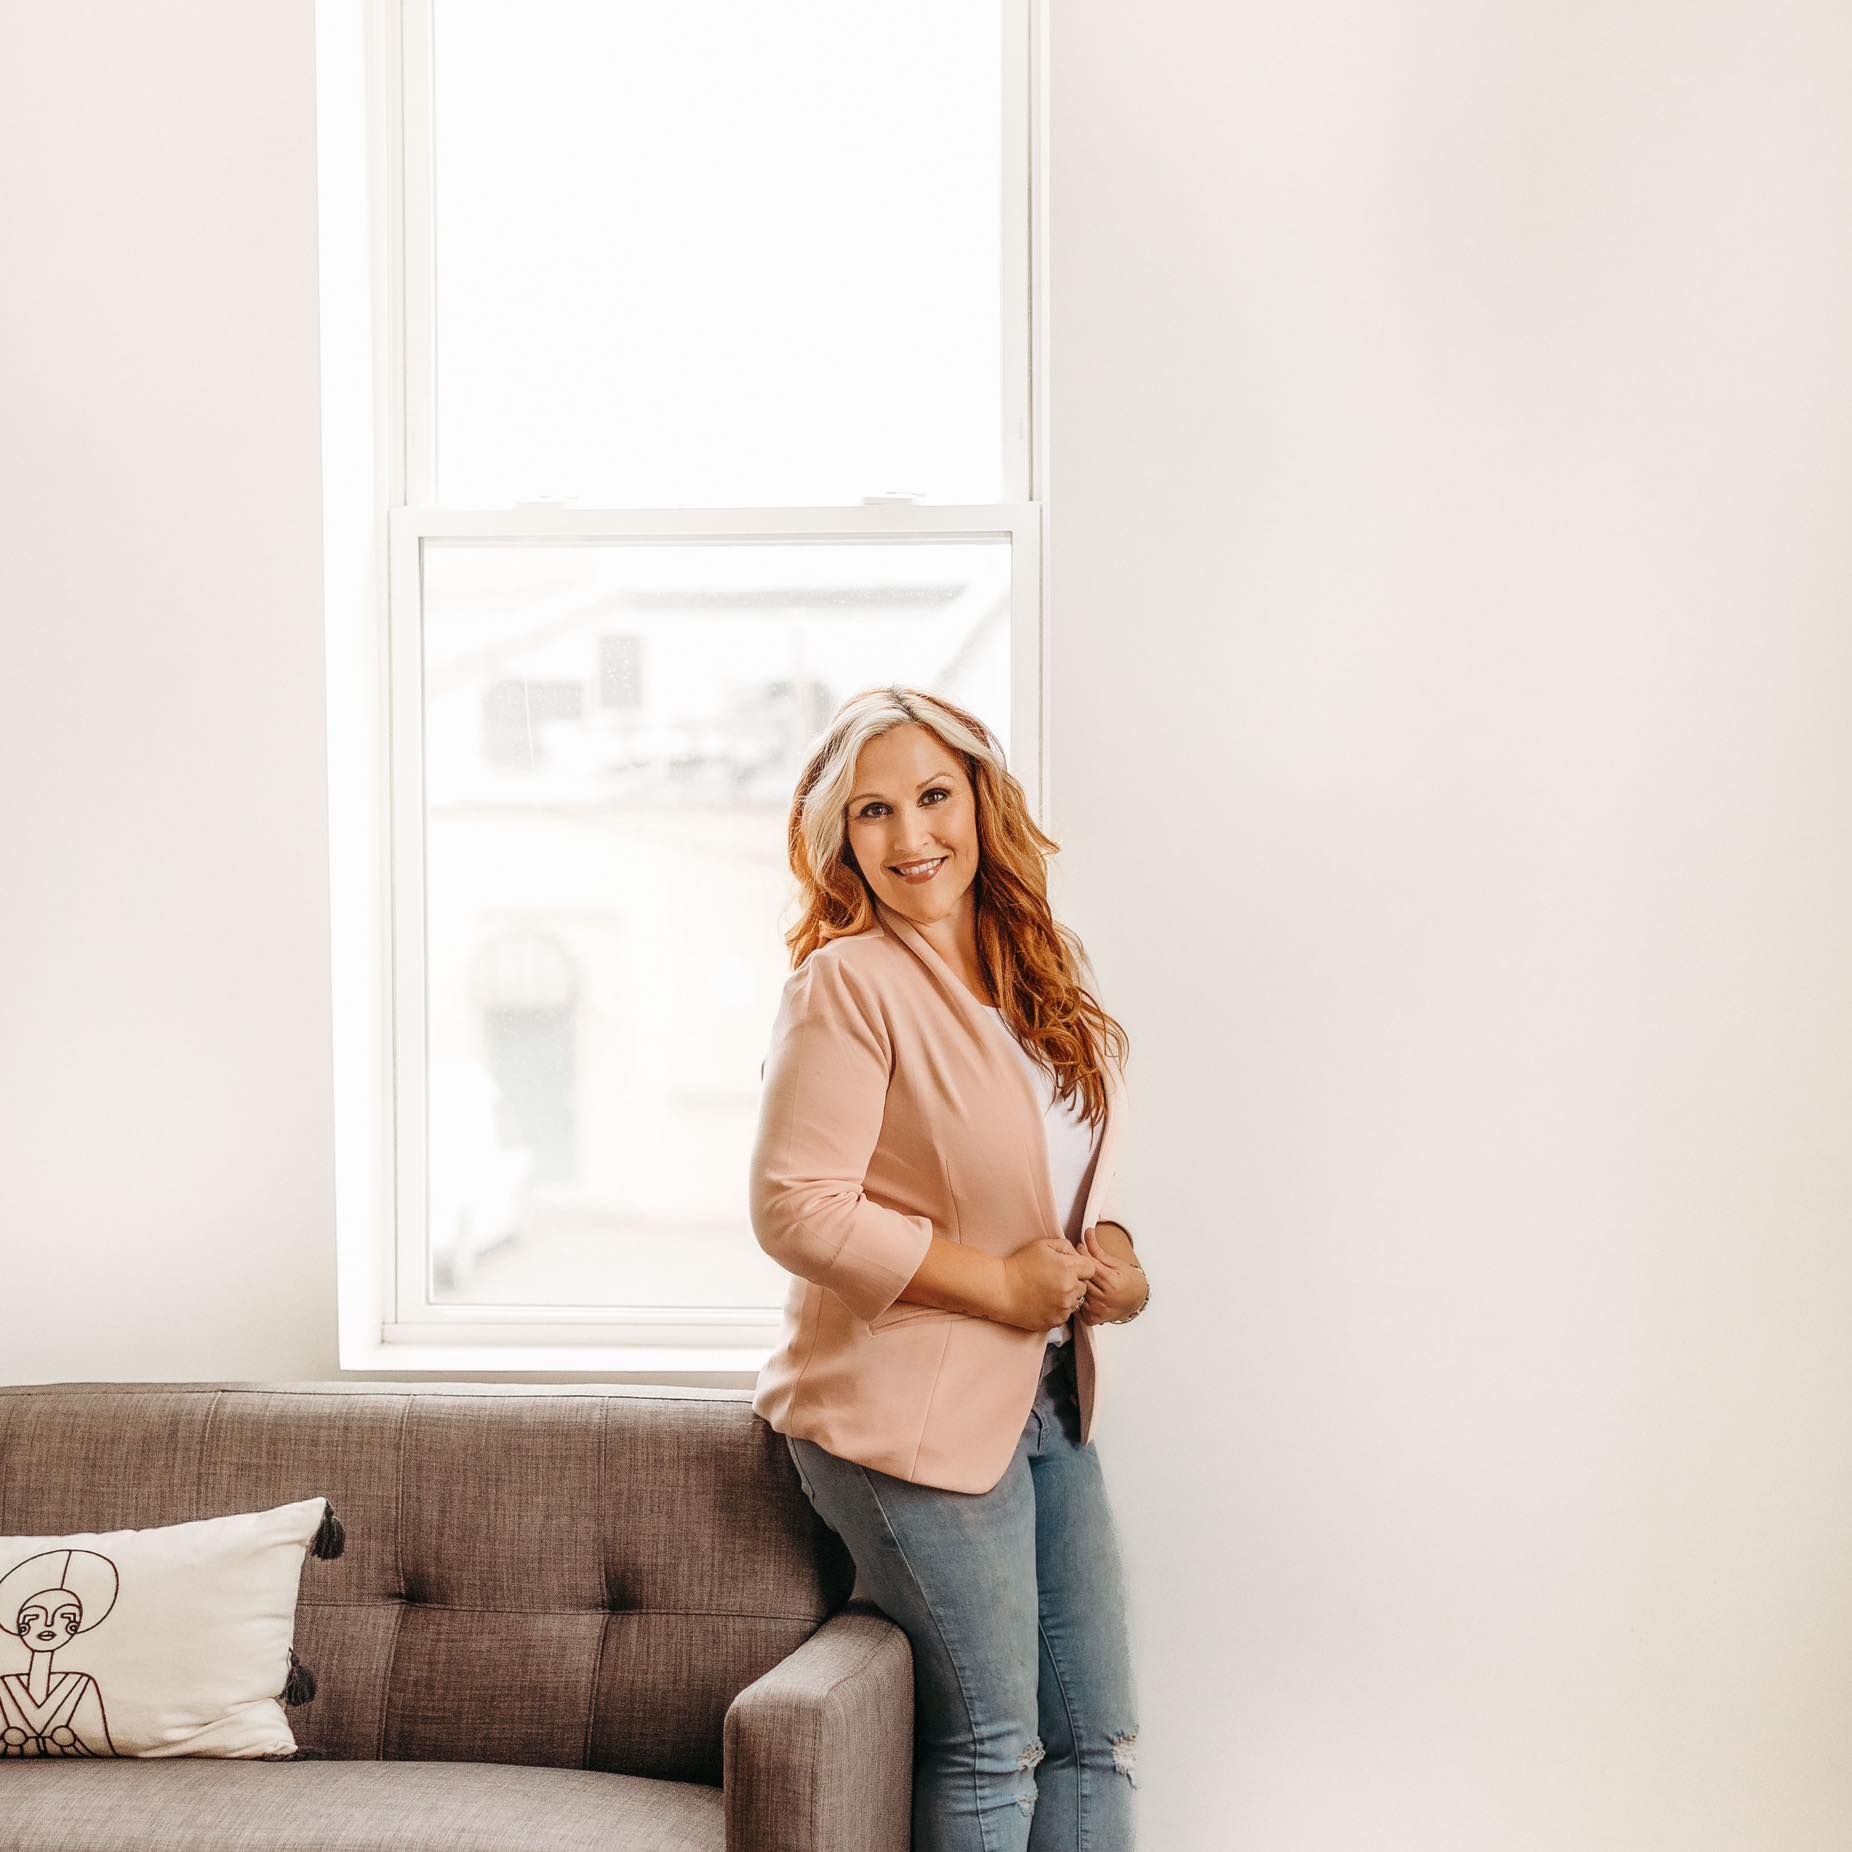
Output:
[383, 505, 1045, 1352]
[391, 0, 1037, 510]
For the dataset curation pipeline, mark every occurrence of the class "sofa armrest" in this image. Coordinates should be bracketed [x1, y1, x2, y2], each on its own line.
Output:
[723, 1599, 914, 1852]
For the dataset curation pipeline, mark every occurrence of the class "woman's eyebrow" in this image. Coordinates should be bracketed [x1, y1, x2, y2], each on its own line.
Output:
[849, 770, 954, 807]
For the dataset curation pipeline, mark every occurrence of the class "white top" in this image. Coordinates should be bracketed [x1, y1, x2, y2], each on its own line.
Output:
[983, 1005, 1103, 1346]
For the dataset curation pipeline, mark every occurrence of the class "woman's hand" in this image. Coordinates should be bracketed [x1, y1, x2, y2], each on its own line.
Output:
[999, 1236, 1099, 1331]
[1076, 1223, 1148, 1325]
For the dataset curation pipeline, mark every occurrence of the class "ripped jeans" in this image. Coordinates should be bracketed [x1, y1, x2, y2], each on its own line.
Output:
[784, 1337, 1140, 1852]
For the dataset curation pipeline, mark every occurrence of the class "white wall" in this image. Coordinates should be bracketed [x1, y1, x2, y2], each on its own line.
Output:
[1047, 3, 1852, 1847]
[2, 2, 1848, 1846]
[1, 3, 338, 1380]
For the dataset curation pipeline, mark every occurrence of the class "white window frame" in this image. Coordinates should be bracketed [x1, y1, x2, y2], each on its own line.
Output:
[320, 0, 1055, 1374]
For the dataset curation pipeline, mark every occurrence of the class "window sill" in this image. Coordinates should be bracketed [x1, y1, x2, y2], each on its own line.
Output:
[340, 1331, 774, 1378]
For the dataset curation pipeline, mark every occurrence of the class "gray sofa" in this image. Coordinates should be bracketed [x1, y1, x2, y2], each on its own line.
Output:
[0, 1380, 914, 1850]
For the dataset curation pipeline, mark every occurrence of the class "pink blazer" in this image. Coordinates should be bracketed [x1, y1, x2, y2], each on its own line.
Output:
[748, 896, 1134, 1493]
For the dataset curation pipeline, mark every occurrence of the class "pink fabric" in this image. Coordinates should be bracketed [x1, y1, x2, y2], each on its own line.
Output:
[749, 897, 1132, 1493]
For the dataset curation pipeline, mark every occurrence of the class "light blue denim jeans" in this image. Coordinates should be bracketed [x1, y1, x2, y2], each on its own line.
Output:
[784, 1337, 1140, 1851]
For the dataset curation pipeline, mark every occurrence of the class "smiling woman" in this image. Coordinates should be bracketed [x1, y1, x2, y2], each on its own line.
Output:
[749, 682, 1145, 1851]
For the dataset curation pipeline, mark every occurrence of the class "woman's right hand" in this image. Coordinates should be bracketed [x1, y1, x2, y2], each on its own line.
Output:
[998, 1237, 1099, 1331]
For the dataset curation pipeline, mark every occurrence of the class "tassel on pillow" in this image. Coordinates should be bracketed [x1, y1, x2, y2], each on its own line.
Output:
[282, 1645, 318, 1707]
[279, 1498, 341, 1733]
[311, 1500, 345, 1561]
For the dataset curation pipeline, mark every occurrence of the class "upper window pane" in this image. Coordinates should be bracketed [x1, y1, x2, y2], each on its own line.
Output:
[430, 0, 1006, 508]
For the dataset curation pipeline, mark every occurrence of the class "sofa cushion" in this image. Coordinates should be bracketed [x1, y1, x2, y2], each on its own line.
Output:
[0, 1758, 725, 1852]
[0, 1498, 338, 1759]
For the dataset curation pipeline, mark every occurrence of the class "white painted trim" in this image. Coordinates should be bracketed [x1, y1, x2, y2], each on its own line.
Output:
[397, 0, 436, 504]
[393, 503, 1043, 540]
[1001, 0, 1033, 502]
[385, 507, 429, 1333]
[384, 1319, 782, 1347]
[1030, 0, 1057, 836]
[1011, 510, 1048, 820]
[320, 0, 398, 1375]
[345, 1338, 774, 1375]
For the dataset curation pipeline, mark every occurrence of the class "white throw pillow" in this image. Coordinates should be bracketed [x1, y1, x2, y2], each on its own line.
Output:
[0, 1495, 343, 1760]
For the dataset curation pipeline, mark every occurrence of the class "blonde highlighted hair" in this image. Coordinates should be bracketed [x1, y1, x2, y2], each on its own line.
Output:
[780, 684, 1128, 1130]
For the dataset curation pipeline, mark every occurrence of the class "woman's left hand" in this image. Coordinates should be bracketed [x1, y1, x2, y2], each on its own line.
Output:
[1076, 1223, 1147, 1325]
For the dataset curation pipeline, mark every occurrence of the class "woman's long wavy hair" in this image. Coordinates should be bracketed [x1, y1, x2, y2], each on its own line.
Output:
[781, 685, 1128, 1131]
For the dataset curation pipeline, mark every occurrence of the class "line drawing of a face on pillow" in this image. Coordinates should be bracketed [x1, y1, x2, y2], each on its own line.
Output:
[0, 1548, 120, 1756]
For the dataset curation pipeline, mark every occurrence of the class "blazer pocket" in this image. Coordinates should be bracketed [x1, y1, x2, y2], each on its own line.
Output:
[866, 1300, 953, 1334]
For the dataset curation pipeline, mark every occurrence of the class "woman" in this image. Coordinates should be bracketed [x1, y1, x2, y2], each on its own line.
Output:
[748, 685, 1150, 1851]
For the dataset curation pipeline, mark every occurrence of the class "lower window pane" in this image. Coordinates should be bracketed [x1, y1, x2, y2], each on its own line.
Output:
[417, 539, 1012, 1309]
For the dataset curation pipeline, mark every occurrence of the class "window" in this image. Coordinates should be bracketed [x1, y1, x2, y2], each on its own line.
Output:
[321, 0, 1049, 1370]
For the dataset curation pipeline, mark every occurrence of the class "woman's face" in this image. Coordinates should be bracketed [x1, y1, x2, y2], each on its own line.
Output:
[845, 724, 979, 923]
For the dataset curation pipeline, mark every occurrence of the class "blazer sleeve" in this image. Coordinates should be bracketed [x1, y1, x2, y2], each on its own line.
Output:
[749, 949, 937, 1324]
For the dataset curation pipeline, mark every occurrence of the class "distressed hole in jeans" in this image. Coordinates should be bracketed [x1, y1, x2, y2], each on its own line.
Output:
[1014, 1736, 1045, 1813]
[1109, 1728, 1138, 1786]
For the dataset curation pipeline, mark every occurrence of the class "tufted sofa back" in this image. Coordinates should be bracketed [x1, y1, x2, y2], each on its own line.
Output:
[0, 1381, 852, 1783]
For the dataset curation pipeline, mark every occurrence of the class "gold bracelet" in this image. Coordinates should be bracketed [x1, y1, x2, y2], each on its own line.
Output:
[1107, 1260, 1149, 1324]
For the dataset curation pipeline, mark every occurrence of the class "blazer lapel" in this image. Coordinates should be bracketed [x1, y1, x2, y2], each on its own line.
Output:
[870, 899, 1122, 1244]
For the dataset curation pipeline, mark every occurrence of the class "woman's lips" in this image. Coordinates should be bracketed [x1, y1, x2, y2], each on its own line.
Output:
[891, 855, 948, 885]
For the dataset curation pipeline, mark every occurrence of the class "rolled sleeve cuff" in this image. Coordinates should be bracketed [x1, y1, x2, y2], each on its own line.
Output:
[820, 1206, 936, 1324]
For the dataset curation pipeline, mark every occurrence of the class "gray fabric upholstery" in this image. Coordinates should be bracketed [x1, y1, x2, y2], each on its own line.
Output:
[0, 1760, 725, 1852]
[0, 1382, 912, 1851]
[724, 1604, 915, 1852]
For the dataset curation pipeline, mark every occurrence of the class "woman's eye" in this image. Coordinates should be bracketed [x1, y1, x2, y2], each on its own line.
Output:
[858, 787, 949, 821]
